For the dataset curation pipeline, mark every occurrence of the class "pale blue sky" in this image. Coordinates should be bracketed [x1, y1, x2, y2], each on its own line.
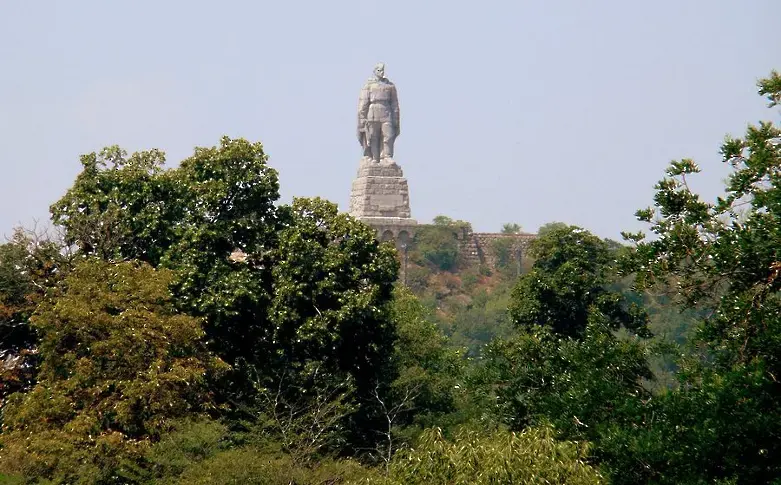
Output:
[1, 1, 779, 240]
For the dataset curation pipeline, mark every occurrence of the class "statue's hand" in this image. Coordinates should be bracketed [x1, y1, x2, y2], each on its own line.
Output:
[358, 119, 369, 143]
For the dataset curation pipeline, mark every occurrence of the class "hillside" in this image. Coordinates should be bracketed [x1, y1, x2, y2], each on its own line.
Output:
[402, 219, 700, 366]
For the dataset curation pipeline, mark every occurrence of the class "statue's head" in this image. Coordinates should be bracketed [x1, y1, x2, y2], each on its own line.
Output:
[373, 62, 386, 80]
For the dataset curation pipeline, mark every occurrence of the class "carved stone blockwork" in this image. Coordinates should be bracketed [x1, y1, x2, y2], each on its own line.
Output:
[349, 159, 413, 219]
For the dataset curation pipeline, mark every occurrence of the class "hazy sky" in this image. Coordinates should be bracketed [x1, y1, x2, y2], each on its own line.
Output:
[1, 1, 779, 240]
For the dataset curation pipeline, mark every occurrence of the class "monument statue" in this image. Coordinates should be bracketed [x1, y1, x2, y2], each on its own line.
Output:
[349, 62, 416, 247]
[357, 62, 400, 163]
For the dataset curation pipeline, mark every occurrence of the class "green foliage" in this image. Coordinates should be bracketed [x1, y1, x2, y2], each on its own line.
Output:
[490, 237, 514, 270]
[252, 364, 357, 461]
[489, 236, 531, 280]
[758, 69, 781, 107]
[431, 215, 471, 232]
[0, 234, 36, 312]
[446, 284, 515, 356]
[157, 138, 282, 370]
[479, 324, 651, 441]
[267, 197, 398, 396]
[47, 139, 400, 444]
[253, 196, 399, 453]
[614, 71, 781, 484]
[387, 288, 464, 429]
[373, 426, 603, 484]
[49, 146, 171, 262]
[0, 229, 69, 402]
[431, 215, 453, 226]
[0, 473, 23, 485]
[510, 225, 650, 338]
[168, 448, 377, 485]
[0, 260, 226, 484]
[412, 225, 460, 272]
[410, 215, 473, 272]
[49, 138, 281, 371]
[145, 418, 230, 479]
[536, 221, 568, 237]
[501, 222, 522, 234]
[629, 80, 781, 363]
[599, 362, 780, 484]
[462, 224, 657, 479]
[145, 417, 374, 483]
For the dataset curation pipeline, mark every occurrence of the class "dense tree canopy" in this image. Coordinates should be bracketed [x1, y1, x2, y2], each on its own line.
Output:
[510, 225, 650, 338]
[612, 71, 781, 485]
[0, 260, 225, 483]
[47, 138, 400, 410]
[0, 229, 69, 404]
[375, 426, 603, 485]
[465, 225, 654, 467]
[2, 71, 781, 484]
[50, 138, 281, 367]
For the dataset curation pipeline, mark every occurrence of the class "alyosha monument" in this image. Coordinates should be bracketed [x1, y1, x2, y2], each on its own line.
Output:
[349, 63, 417, 244]
[346, 63, 534, 270]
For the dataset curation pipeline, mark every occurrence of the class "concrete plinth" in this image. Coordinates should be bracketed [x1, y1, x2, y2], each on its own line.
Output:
[349, 157, 417, 245]
[349, 158, 414, 219]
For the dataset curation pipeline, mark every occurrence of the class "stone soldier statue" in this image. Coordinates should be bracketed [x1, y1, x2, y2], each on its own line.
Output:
[357, 62, 400, 163]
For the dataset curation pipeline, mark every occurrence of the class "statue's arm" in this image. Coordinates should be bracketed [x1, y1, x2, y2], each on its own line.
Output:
[357, 84, 370, 140]
[391, 84, 400, 136]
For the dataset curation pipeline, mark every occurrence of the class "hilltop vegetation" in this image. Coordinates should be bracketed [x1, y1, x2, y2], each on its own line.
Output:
[0, 71, 780, 484]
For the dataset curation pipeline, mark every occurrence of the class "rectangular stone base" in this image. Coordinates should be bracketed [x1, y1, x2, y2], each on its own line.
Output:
[349, 159, 414, 219]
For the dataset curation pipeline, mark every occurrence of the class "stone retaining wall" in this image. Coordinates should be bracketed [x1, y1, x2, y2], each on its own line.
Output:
[458, 231, 536, 268]
[359, 220, 537, 271]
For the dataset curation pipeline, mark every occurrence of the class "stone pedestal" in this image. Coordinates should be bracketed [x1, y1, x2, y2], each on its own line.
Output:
[348, 156, 417, 285]
[349, 158, 415, 222]
[349, 157, 417, 244]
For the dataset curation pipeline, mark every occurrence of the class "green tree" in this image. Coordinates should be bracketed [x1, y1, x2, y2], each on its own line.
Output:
[611, 71, 781, 484]
[510, 225, 650, 338]
[412, 225, 460, 272]
[50, 146, 180, 264]
[373, 426, 603, 485]
[266, 197, 397, 390]
[431, 215, 454, 226]
[252, 362, 358, 463]
[490, 237, 524, 278]
[160, 138, 282, 375]
[446, 283, 516, 355]
[48, 139, 400, 429]
[377, 287, 464, 456]
[51, 138, 281, 371]
[169, 449, 377, 485]
[0, 228, 69, 404]
[0, 260, 226, 484]
[469, 225, 653, 468]
[536, 221, 568, 237]
[479, 324, 651, 441]
[144, 418, 230, 480]
[501, 222, 522, 234]
[431, 215, 471, 231]
[261, 197, 399, 451]
[410, 215, 472, 272]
